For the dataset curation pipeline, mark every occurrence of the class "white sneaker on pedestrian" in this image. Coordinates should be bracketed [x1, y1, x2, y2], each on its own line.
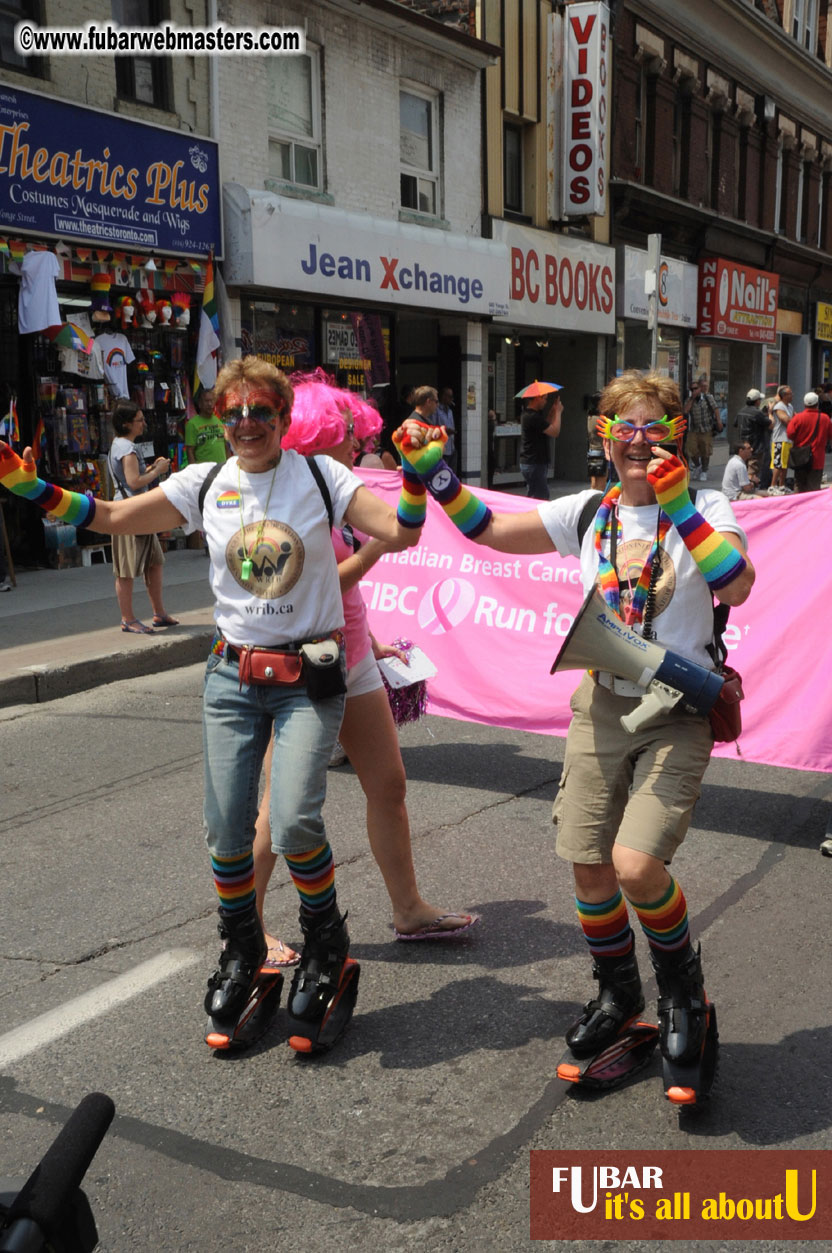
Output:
[698, 470, 708, 481]
[0, 578, 11, 593]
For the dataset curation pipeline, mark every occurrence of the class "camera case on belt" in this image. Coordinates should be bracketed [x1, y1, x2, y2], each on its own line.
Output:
[300, 639, 346, 701]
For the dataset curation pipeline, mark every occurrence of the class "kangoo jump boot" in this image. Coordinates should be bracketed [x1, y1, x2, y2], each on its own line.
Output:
[651, 942, 709, 1066]
[286, 907, 360, 1054]
[565, 937, 645, 1057]
[204, 903, 268, 1022]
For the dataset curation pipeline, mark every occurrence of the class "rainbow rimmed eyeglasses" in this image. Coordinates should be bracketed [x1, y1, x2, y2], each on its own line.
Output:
[219, 403, 281, 427]
[595, 414, 687, 444]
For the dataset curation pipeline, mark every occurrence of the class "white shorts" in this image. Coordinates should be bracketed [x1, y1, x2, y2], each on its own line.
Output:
[346, 648, 383, 698]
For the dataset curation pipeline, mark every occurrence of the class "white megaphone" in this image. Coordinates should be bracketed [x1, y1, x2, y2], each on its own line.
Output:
[551, 587, 724, 734]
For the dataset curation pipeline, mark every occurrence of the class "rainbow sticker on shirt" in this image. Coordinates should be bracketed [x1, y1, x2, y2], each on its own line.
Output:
[216, 489, 242, 509]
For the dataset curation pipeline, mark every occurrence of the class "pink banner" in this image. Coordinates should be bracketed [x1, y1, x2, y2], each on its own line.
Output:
[357, 471, 832, 774]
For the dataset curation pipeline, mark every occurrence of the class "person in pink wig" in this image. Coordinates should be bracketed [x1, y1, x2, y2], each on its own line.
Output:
[254, 374, 478, 963]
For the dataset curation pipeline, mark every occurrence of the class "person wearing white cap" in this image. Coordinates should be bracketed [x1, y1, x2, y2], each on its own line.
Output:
[734, 388, 771, 490]
[786, 392, 832, 492]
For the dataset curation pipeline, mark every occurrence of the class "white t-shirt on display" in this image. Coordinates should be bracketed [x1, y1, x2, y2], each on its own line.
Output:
[538, 488, 746, 670]
[161, 450, 363, 647]
[18, 251, 61, 333]
[95, 332, 135, 398]
[721, 454, 751, 501]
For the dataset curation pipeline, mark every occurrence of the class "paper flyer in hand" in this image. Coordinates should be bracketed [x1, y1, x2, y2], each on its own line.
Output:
[376, 647, 437, 689]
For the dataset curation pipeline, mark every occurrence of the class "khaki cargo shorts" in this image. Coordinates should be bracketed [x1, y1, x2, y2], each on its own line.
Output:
[553, 674, 714, 865]
[685, 430, 714, 461]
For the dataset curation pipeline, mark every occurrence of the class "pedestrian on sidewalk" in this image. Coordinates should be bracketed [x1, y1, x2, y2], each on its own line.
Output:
[0, 355, 427, 1049]
[769, 384, 794, 491]
[683, 374, 722, 481]
[393, 369, 754, 1086]
[108, 401, 178, 634]
[734, 389, 772, 490]
[786, 391, 832, 493]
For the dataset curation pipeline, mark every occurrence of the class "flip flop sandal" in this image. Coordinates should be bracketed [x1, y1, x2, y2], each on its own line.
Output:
[121, 619, 155, 634]
[261, 938, 301, 970]
[393, 913, 481, 942]
[152, 615, 180, 627]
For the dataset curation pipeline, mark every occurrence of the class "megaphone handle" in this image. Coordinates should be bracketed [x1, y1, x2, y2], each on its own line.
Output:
[619, 682, 684, 735]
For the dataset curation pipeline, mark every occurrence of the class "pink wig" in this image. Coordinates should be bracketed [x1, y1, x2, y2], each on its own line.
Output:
[283, 369, 382, 456]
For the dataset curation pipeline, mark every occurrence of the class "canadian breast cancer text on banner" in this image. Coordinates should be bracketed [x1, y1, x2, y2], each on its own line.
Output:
[357, 471, 832, 775]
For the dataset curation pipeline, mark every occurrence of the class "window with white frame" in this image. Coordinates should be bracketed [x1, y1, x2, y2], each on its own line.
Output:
[268, 48, 322, 190]
[400, 87, 440, 216]
[792, 0, 818, 50]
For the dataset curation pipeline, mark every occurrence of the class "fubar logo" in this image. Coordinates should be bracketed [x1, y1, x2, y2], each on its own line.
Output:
[531, 1152, 828, 1241]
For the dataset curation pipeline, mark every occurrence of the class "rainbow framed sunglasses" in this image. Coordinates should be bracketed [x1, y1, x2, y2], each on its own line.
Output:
[595, 414, 687, 444]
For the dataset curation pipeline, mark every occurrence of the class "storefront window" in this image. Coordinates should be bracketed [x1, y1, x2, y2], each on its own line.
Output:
[240, 300, 315, 373]
[321, 310, 390, 393]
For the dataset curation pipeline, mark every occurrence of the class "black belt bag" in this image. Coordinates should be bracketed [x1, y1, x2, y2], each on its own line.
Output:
[299, 639, 347, 701]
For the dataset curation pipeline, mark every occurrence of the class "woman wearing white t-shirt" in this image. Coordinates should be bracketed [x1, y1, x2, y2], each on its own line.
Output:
[393, 370, 755, 1103]
[0, 357, 427, 1054]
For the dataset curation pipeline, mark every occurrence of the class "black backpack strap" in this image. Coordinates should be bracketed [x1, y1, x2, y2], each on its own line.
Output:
[306, 456, 334, 530]
[576, 491, 604, 546]
[198, 461, 223, 517]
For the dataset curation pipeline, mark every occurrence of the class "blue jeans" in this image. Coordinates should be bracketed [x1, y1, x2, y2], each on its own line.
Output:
[202, 652, 346, 861]
[520, 462, 550, 500]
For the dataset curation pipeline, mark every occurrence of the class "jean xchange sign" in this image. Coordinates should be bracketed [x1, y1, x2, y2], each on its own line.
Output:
[0, 85, 220, 256]
[300, 241, 494, 312]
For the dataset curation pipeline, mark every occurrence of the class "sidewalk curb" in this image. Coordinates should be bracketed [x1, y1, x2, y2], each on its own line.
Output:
[0, 629, 215, 708]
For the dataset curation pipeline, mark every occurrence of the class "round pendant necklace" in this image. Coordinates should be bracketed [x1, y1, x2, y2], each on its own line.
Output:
[237, 457, 279, 581]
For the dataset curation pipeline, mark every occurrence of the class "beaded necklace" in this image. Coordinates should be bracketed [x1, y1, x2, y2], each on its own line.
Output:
[237, 457, 279, 581]
[593, 482, 671, 628]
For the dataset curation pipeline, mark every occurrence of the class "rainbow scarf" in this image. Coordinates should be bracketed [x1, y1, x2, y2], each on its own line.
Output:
[593, 483, 670, 624]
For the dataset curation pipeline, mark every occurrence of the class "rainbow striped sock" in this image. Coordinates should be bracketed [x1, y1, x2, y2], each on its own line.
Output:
[210, 849, 256, 911]
[628, 877, 690, 954]
[0, 443, 97, 527]
[575, 890, 634, 958]
[284, 843, 336, 916]
[649, 456, 746, 590]
[397, 463, 427, 528]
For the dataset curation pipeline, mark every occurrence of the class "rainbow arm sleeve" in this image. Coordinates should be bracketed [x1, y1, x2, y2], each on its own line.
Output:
[0, 442, 97, 527]
[393, 423, 492, 539]
[648, 456, 746, 590]
[396, 462, 427, 529]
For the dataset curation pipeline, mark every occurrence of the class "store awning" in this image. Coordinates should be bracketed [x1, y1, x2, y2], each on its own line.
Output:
[222, 185, 510, 319]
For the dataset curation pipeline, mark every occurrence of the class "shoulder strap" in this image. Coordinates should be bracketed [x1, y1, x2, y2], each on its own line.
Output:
[198, 461, 223, 517]
[306, 456, 334, 530]
[576, 492, 604, 545]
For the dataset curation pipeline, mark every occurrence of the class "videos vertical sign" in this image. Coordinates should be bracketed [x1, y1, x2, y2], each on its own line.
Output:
[561, 1, 610, 217]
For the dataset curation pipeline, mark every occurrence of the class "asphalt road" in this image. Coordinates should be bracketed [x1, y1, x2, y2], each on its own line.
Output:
[1, 666, 831, 1251]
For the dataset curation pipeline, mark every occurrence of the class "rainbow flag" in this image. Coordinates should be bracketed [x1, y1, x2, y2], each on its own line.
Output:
[32, 412, 46, 460]
[10, 397, 19, 444]
[196, 252, 220, 390]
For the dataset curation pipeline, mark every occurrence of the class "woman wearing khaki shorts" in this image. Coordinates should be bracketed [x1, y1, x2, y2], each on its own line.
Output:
[108, 401, 178, 634]
[393, 370, 755, 1085]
